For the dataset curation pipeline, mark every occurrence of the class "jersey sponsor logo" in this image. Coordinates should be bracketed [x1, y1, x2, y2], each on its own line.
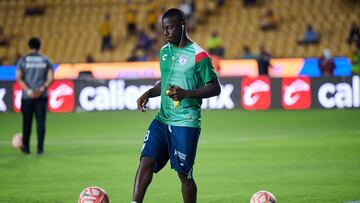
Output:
[13, 82, 22, 112]
[241, 77, 271, 110]
[318, 75, 360, 108]
[282, 77, 311, 109]
[179, 55, 188, 65]
[0, 88, 6, 112]
[48, 81, 74, 112]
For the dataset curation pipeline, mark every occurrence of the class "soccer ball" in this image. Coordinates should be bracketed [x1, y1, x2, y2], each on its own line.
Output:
[12, 133, 23, 149]
[78, 186, 109, 203]
[250, 190, 277, 203]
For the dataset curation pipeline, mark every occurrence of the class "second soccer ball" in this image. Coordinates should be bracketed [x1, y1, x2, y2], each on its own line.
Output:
[250, 190, 277, 203]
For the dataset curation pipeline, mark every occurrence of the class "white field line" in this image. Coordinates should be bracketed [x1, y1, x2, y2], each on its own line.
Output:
[0, 129, 359, 146]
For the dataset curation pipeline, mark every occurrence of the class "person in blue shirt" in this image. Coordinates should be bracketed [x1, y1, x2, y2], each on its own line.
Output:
[297, 24, 320, 45]
[241, 45, 256, 59]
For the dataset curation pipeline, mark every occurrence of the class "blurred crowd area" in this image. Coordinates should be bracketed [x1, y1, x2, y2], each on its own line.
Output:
[0, 0, 359, 66]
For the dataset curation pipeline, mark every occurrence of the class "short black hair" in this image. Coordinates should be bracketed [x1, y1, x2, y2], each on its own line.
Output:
[162, 8, 186, 23]
[28, 37, 41, 50]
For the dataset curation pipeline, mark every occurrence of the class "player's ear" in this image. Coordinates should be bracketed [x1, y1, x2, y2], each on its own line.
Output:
[181, 21, 186, 30]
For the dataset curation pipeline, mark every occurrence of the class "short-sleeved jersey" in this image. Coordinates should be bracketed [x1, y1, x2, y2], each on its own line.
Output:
[16, 52, 53, 99]
[155, 42, 218, 128]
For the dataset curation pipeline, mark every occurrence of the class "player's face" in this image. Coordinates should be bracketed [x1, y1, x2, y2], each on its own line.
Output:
[162, 16, 182, 45]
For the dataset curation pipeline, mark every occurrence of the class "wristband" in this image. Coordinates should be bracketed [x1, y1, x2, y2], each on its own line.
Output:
[27, 89, 32, 95]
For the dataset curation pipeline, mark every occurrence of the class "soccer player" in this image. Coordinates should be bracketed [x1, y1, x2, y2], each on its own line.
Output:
[16, 37, 54, 155]
[132, 8, 221, 203]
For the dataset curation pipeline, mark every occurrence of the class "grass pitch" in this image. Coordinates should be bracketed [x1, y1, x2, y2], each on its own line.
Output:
[0, 109, 359, 203]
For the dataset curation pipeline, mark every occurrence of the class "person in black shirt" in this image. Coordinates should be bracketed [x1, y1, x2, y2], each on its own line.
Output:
[257, 45, 272, 76]
[16, 37, 54, 155]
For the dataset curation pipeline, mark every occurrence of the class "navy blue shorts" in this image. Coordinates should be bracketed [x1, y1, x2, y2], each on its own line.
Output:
[141, 119, 201, 178]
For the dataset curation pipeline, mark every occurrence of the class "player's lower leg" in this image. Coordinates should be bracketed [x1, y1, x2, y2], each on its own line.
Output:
[132, 157, 155, 202]
[178, 173, 197, 203]
[21, 101, 33, 154]
[35, 99, 46, 154]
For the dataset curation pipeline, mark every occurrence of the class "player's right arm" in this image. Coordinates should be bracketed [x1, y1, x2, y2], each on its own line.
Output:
[137, 82, 161, 112]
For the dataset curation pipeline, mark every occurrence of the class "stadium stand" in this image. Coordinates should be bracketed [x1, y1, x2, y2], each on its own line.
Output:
[0, 0, 359, 65]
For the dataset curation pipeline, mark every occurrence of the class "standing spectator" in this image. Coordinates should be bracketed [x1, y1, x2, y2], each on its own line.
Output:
[260, 9, 278, 31]
[125, 0, 137, 36]
[241, 45, 255, 59]
[297, 24, 320, 45]
[206, 31, 224, 57]
[16, 37, 54, 155]
[256, 45, 272, 76]
[99, 13, 113, 52]
[346, 22, 360, 49]
[319, 49, 335, 76]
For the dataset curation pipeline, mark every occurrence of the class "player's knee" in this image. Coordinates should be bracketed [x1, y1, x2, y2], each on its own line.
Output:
[178, 172, 195, 183]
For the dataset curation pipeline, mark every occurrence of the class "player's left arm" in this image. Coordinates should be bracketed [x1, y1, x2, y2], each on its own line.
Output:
[36, 61, 54, 97]
[168, 79, 221, 101]
[43, 67, 54, 89]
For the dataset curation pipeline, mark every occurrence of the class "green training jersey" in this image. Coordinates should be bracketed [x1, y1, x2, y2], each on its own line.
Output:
[155, 42, 218, 128]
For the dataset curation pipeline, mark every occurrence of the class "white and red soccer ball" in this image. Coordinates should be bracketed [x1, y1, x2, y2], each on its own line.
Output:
[12, 133, 23, 149]
[78, 186, 109, 203]
[250, 190, 277, 203]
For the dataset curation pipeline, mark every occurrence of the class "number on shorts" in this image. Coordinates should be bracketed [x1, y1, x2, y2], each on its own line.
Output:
[141, 130, 150, 152]
[144, 130, 150, 142]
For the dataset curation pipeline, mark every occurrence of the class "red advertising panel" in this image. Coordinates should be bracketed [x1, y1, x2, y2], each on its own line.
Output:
[13, 80, 74, 112]
[241, 77, 271, 110]
[282, 77, 311, 109]
[48, 80, 74, 112]
[13, 82, 22, 112]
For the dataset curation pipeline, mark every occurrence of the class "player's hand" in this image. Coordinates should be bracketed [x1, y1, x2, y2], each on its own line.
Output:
[137, 92, 149, 112]
[167, 85, 187, 101]
[27, 89, 37, 99]
[33, 86, 46, 99]
[34, 86, 46, 98]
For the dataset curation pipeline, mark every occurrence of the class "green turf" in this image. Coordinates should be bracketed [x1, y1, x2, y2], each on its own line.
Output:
[0, 109, 359, 203]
